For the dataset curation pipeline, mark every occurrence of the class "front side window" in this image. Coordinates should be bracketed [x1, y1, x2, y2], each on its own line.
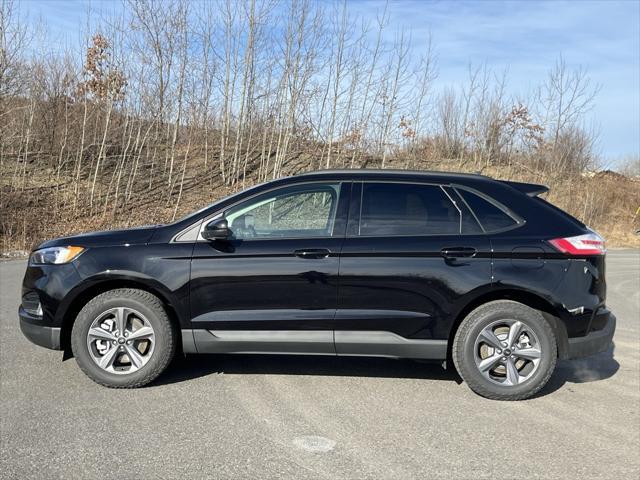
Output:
[224, 183, 341, 239]
[359, 182, 472, 236]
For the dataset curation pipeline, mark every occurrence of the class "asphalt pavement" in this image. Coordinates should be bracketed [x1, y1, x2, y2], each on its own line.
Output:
[1, 251, 639, 479]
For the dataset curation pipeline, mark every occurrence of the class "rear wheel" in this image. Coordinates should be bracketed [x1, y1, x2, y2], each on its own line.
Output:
[71, 289, 176, 388]
[453, 300, 557, 400]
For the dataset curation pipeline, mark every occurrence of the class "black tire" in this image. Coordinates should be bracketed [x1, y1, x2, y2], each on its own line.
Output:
[453, 300, 557, 401]
[71, 288, 176, 388]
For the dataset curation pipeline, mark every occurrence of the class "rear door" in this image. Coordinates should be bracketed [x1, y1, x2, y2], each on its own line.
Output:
[190, 181, 350, 354]
[335, 181, 492, 358]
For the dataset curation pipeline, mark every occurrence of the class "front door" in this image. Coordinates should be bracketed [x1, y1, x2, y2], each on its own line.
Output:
[335, 181, 492, 358]
[190, 181, 350, 354]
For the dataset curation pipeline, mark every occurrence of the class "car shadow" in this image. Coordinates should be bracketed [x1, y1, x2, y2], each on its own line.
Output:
[536, 343, 620, 397]
[153, 354, 459, 387]
[152, 344, 620, 397]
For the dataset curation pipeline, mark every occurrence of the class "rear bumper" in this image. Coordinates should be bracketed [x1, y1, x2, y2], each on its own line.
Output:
[567, 311, 615, 359]
[19, 307, 61, 350]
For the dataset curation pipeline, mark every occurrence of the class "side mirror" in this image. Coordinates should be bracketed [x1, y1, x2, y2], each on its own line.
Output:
[202, 218, 232, 241]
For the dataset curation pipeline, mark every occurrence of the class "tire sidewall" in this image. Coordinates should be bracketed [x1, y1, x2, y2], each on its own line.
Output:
[456, 301, 556, 399]
[71, 291, 172, 387]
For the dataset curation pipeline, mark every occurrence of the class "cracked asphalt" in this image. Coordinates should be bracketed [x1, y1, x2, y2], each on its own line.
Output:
[1, 251, 639, 479]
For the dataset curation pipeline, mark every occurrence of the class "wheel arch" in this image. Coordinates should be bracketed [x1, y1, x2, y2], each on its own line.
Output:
[446, 288, 569, 367]
[58, 277, 184, 356]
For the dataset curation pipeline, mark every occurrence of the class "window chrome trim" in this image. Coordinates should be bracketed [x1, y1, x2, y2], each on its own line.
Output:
[440, 185, 463, 234]
[172, 180, 344, 243]
[451, 184, 526, 234]
[349, 179, 525, 238]
[172, 178, 526, 242]
[450, 187, 486, 234]
[356, 180, 469, 238]
[224, 183, 340, 240]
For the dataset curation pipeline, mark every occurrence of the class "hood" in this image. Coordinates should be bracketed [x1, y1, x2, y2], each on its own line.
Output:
[35, 225, 160, 250]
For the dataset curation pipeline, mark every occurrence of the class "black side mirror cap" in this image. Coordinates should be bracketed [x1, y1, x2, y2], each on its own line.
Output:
[202, 218, 231, 241]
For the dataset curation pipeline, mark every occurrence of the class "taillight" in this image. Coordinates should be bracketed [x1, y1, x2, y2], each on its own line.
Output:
[548, 232, 606, 256]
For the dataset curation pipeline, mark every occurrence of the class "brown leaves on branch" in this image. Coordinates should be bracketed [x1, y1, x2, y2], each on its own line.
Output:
[502, 103, 544, 148]
[78, 34, 126, 102]
[399, 116, 416, 139]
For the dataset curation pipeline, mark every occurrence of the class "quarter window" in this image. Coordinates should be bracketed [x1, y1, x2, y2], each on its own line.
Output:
[359, 182, 473, 236]
[456, 188, 518, 232]
[224, 183, 341, 239]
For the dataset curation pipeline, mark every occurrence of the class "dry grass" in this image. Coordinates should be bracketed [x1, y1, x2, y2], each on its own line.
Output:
[1, 158, 639, 254]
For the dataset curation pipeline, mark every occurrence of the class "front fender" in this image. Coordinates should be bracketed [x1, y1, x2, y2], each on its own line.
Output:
[55, 269, 191, 326]
[63, 243, 194, 328]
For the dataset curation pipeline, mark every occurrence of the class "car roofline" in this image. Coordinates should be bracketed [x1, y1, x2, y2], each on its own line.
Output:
[291, 168, 493, 181]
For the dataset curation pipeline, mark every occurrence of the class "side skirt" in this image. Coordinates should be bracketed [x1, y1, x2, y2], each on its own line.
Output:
[182, 329, 447, 360]
[186, 329, 335, 355]
[334, 331, 447, 359]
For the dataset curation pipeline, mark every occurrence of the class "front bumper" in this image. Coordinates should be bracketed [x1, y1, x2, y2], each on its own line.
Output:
[19, 307, 61, 350]
[19, 261, 83, 351]
[567, 311, 616, 359]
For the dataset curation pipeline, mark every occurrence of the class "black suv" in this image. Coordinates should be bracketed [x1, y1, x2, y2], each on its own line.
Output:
[19, 170, 615, 400]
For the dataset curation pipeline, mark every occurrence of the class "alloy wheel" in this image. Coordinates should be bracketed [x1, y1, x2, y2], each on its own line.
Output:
[86, 307, 155, 374]
[473, 319, 542, 386]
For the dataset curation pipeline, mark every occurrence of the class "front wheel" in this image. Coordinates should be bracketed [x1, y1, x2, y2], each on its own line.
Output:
[71, 289, 176, 388]
[453, 300, 557, 400]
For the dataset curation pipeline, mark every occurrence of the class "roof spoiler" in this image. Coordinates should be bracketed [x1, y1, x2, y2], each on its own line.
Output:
[500, 180, 549, 197]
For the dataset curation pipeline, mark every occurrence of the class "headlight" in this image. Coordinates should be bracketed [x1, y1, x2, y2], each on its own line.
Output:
[29, 246, 85, 265]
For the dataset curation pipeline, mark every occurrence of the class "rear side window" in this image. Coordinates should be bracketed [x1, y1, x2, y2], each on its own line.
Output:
[359, 182, 479, 236]
[456, 188, 518, 232]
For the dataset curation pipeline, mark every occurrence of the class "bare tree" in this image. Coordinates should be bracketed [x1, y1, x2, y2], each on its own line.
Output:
[2, 0, 623, 254]
[82, 34, 126, 208]
[540, 56, 600, 147]
[0, 0, 31, 97]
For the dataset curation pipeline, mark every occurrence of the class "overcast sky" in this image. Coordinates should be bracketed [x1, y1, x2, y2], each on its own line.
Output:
[23, 0, 640, 166]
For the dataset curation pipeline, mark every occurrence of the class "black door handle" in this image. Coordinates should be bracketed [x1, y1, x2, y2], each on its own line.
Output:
[441, 247, 477, 258]
[294, 249, 331, 259]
